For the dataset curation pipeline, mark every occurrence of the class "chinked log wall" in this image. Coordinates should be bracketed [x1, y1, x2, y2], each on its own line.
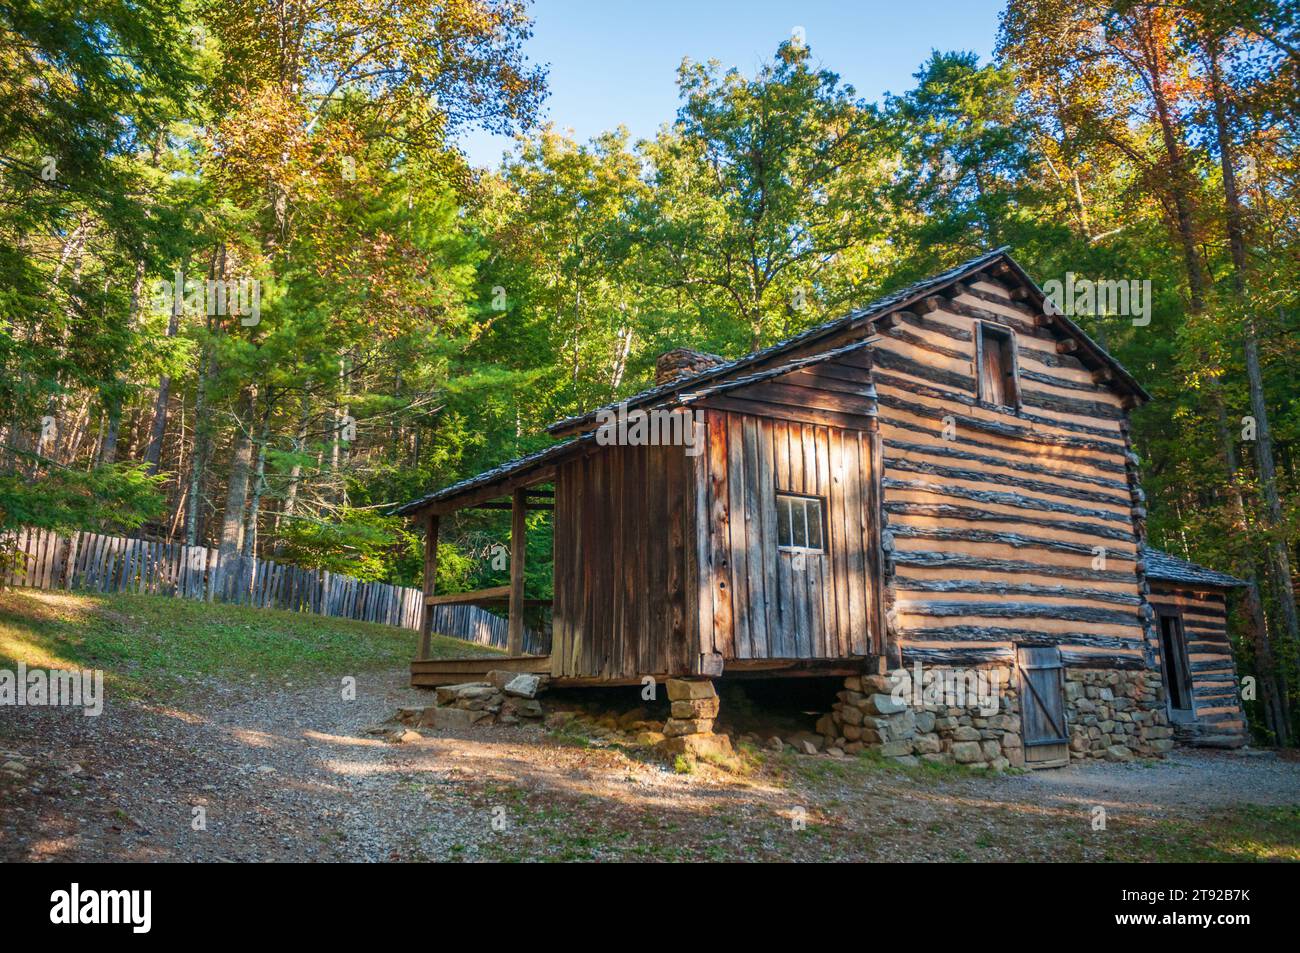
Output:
[1146, 581, 1246, 737]
[866, 278, 1148, 670]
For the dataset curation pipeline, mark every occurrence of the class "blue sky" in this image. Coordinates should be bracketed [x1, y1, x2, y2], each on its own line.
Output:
[457, 0, 1007, 168]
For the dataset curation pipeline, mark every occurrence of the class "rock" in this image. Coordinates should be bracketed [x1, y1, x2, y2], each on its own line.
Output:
[800, 740, 818, 756]
[861, 693, 906, 716]
[814, 713, 836, 737]
[1105, 744, 1133, 762]
[914, 734, 942, 754]
[879, 739, 913, 758]
[435, 681, 491, 702]
[951, 741, 984, 764]
[837, 705, 864, 726]
[664, 718, 713, 737]
[516, 699, 544, 718]
[671, 697, 720, 720]
[981, 739, 1002, 761]
[503, 674, 542, 698]
[392, 730, 422, 744]
[951, 726, 981, 742]
[665, 678, 717, 701]
[914, 711, 936, 733]
[634, 731, 667, 747]
[2, 760, 27, 774]
[659, 733, 734, 760]
[825, 746, 845, 758]
[892, 755, 920, 768]
[766, 736, 784, 752]
[428, 707, 473, 731]
[861, 674, 895, 694]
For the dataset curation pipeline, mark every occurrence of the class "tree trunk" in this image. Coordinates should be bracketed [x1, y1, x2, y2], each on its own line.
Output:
[216, 387, 256, 600]
[145, 254, 188, 473]
[1207, 42, 1297, 738]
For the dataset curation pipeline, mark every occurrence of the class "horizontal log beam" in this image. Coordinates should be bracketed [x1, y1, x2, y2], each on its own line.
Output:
[895, 599, 1143, 627]
[883, 476, 1131, 525]
[886, 500, 1137, 544]
[893, 550, 1137, 583]
[424, 585, 510, 606]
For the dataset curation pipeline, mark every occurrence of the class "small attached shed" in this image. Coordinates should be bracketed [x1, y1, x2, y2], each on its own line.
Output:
[1143, 547, 1249, 747]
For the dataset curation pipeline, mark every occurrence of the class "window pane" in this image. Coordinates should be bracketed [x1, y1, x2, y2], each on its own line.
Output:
[777, 495, 791, 547]
[792, 498, 807, 548]
[806, 497, 823, 550]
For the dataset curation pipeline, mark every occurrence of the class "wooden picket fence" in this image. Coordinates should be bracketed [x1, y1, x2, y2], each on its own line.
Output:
[0, 526, 551, 651]
[0, 526, 423, 630]
[425, 603, 548, 656]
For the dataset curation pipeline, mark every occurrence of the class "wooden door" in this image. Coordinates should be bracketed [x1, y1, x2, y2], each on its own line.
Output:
[1017, 646, 1069, 766]
[1158, 613, 1195, 723]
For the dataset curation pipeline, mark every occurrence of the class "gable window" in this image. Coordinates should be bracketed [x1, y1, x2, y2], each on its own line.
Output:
[776, 493, 825, 552]
[977, 322, 1019, 408]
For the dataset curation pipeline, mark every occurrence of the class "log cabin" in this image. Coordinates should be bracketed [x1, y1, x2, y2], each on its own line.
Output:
[394, 248, 1250, 764]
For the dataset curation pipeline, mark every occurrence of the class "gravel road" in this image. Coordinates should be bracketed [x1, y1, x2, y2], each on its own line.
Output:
[2, 668, 1296, 862]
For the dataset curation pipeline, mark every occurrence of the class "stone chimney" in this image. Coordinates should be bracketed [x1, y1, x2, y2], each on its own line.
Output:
[654, 347, 726, 385]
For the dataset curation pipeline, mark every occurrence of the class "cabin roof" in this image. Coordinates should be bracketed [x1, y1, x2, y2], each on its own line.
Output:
[391, 434, 593, 516]
[1143, 547, 1246, 589]
[547, 247, 1150, 438]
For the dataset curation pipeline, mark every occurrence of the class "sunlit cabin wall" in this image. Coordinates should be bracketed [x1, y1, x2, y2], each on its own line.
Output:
[868, 278, 1148, 671]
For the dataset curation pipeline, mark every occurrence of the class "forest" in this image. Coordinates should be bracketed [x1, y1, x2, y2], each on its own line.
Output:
[0, 0, 1297, 741]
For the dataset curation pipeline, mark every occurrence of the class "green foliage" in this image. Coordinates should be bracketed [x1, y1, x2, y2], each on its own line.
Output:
[275, 509, 412, 581]
[0, 462, 165, 534]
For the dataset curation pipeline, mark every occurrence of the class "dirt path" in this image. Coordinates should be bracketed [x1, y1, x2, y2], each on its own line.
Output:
[2, 668, 1297, 862]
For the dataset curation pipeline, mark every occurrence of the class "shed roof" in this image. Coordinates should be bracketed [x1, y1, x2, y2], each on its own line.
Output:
[1143, 547, 1246, 589]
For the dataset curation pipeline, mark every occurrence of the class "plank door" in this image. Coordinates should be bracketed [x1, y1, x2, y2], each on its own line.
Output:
[1158, 613, 1196, 724]
[1017, 646, 1069, 766]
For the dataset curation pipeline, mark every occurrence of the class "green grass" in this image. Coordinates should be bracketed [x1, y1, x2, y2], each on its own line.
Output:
[1125, 805, 1300, 862]
[0, 587, 500, 696]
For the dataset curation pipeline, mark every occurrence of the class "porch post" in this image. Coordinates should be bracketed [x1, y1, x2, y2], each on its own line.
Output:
[419, 513, 439, 660]
[508, 487, 527, 655]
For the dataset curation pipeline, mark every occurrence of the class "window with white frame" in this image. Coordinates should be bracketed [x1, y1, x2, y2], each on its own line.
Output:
[776, 493, 825, 552]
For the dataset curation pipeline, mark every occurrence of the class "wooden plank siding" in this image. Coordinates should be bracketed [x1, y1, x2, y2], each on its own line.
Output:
[694, 403, 880, 661]
[868, 279, 1147, 670]
[1146, 580, 1247, 738]
[550, 443, 697, 679]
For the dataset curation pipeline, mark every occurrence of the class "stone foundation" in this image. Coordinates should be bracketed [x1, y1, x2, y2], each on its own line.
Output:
[822, 665, 1172, 769]
[1064, 669, 1172, 760]
[660, 679, 733, 760]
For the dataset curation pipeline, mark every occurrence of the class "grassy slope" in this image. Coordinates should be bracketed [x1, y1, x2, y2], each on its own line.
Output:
[0, 588, 499, 696]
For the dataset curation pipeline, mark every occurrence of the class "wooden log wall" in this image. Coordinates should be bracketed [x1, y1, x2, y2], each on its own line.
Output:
[551, 442, 697, 679]
[1146, 580, 1247, 740]
[694, 403, 880, 662]
[0, 527, 425, 631]
[864, 277, 1147, 669]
